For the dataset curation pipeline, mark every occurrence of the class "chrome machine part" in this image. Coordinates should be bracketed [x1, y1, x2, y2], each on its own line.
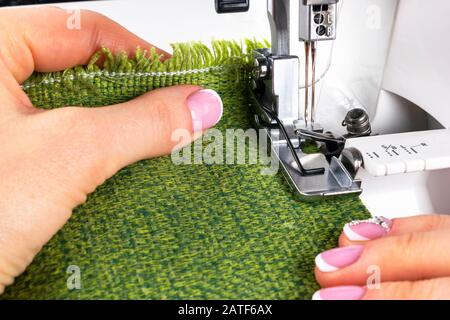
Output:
[250, 58, 361, 199]
[300, 1, 339, 129]
[252, 51, 325, 176]
[310, 41, 317, 127]
[304, 42, 311, 127]
[270, 131, 362, 201]
[217, 0, 362, 200]
[342, 108, 372, 137]
[267, 0, 291, 56]
[339, 147, 364, 179]
[299, 0, 339, 42]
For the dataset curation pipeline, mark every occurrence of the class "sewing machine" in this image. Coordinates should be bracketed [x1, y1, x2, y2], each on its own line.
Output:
[52, 0, 450, 217]
[215, 0, 450, 218]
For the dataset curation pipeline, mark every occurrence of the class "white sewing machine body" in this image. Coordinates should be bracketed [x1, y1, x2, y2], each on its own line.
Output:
[55, 0, 450, 217]
[330, 0, 450, 217]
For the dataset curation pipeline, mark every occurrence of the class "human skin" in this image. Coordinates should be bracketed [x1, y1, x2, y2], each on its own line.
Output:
[0, 6, 222, 293]
[313, 215, 450, 300]
[0, 6, 449, 300]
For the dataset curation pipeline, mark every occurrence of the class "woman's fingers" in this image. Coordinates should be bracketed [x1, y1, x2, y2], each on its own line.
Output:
[0, 85, 223, 292]
[0, 6, 168, 84]
[21, 85, 223, 189]
[339, 215, 450, 246]
[63, 86, 223, 174]
[315, 229, 450, 288]
[0, 6, 169, 115]
[340, 216, 393, 245]
[339, 214, 450, 246]
[317, 215, 450, 300]
[313, 277, 450, 300]
[364, 278, 450, 300]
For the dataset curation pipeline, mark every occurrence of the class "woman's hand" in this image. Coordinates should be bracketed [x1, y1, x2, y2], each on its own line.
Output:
[0, 7, 222, 293]
[313, 214, 450, 300]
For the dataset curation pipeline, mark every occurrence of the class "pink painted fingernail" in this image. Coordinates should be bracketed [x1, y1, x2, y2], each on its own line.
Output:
[312, 286, 366, 300]
[187, 89, 223, 131]
[315, 245, 364, 272]
[343, 216, 393, 241]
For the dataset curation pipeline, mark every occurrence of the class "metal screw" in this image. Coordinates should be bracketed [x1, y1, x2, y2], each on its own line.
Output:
[253, 56, 270, 80]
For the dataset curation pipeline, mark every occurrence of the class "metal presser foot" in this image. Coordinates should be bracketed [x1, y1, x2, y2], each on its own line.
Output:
[250, 49, 363, 201]
[215, 0, 365, 200]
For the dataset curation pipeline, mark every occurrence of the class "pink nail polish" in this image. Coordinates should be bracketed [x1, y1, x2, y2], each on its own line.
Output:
[343, 216, 392, 241]
[312, 286, 366, 300]
[187, 89, 223, 131]
[315, 245, 364, 272]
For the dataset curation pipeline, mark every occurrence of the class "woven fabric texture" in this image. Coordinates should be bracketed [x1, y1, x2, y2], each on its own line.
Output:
[2, 41, 370, 299]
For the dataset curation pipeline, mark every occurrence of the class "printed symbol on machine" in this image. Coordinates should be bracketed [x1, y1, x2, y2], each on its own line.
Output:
[400, 145, 412, 155]
[409, 143, 428, 154]
[381, 145, 399, 157]
[366, 152, 380, 159]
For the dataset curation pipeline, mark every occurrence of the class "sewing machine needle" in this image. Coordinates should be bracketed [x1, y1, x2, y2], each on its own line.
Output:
[311, 41, 317, 128]
[304, 42, 310, 128]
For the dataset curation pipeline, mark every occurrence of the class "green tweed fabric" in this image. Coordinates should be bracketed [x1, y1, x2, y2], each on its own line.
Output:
[2, 40, 369, 300]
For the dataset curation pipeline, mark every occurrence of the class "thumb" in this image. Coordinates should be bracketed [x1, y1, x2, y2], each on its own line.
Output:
[6, 85, 223, 256]
[70, 85, 223, 177]
[0, 85, 223, 292]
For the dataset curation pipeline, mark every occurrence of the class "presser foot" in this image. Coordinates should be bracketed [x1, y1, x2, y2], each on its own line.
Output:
[250, 49, 362, 201]
[264, 124, 362, 201]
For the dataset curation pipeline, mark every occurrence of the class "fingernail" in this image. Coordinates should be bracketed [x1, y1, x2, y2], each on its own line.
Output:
[315, 245, 364, 272]
[343, 216, 393, 241]
[187, 89, 223, 131]
[312, 286, 366, 300]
